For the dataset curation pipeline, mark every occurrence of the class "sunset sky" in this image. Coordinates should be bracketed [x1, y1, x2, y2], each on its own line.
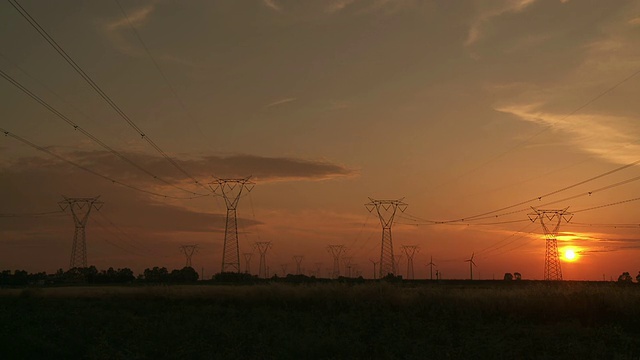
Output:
[2, 0, 640, 280]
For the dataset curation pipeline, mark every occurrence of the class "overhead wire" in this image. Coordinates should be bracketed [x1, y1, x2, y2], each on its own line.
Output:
[1, 128, 203, 200]
[0, 68, 209, 198]
[8, 0, 210, 192]
[0, 210, 64, 218]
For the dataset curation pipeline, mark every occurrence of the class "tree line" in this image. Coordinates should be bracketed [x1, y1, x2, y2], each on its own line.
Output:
[0, 266, 199, 286]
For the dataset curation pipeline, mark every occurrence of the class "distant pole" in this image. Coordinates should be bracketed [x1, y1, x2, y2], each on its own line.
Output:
[402, 245, 419, 280]
[327, 245, 346, 278]
[394, 254, 404, 278]
[293, 255, 304, 275]
[343, 256, 353, 278]
[255, 241, 271, 279]
[210, 177, 255, 273]
[280, 263, 288, 276]
[243, 252, 253, 274]
[528, 207, 573, 281]
[314, 262, 323, 278]
[366, 198, 408, 278]
[58, 196, 103, 269]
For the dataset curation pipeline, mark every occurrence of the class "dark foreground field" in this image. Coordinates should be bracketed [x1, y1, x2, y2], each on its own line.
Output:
[1, 281, 640, 359]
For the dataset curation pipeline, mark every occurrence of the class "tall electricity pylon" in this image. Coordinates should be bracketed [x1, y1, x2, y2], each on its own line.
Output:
[255, 241, 271, 278]
[293, 255, 304, 275]
[210, 177, 255, 273]
[58, 196, 103, 269]
[427, 256, 436, 280]
[528, 207, 573, 281]
[179, 245, 199, 267]
[366, 198, 407, 278]
[327, 245, 345, 278]
[402, 245, 419, 280]
[243, 252, 253, 274]
[280, 263, 289, 276]
[394, 254, 404, 278]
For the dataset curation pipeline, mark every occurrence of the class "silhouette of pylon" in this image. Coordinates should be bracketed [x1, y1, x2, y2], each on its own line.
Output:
[243, 252, 253, 274]
[365, 198, 407, 278]
[179, 245, 199, 267]
[528, 207, 573, 281]
[293, 255, 304, 275]
[402, 245, 419, 280]
[210, 177, 255, 273]
[255, 241, 271, 278]
[58, 196, 103, 269]
[327, 245, 345, 278]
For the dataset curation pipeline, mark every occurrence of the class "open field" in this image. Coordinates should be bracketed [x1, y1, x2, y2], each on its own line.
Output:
[1, 281, 640, 359]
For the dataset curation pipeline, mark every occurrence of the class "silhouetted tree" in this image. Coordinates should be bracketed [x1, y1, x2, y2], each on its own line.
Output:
[169, 267, 199, 283]
[143, 267, 170, 283]
[503, 273, 513, 281]
[636, 271, 640, 283]
[617, 272, 633, 283]
[514, 272, 522, 280]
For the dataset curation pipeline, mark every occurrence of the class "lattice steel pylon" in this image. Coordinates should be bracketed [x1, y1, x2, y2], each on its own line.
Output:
[364, 198, 407, 279]
[58, 196, 103, 269]
[243, 252, 253, 274]
[179, 245, 199, 267]
[528, 207, 573, 281]
[366, 198, 407, 278]
[210, 177, 255, 273]
[255, 241, 271, 278]
[293, 255, 304, 275]
[402, 245, 419, 280]
[327, 245, 345, 278]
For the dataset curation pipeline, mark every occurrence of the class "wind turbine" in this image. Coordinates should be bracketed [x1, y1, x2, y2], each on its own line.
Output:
[426, 256, 436, 280]
[465, 253, 477, 280]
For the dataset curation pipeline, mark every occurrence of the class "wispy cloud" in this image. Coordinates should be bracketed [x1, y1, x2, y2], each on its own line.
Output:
[496, 104, 640, 165]
[103, 5, 155, 56]
[262, 0, 281, 12]
[265, 97, 296, 108]
[466, 0, 537, 46]
[325, 0, 356, 13]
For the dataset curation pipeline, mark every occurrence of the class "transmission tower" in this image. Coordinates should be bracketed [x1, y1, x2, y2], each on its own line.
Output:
[426, 256, 436, 280]
[255, 241, 271, 278]
[243, 252, 253, 274]
[179, 245, 199, 267]
[402, 245, 419, 280]
[280, 263, 289, 276]
[210, 177, 255, 273]
[58, 196, 103, 269]
[528, 207, 573, 281]
[365, 198, 407, 278]
[327, 245, 345, 278]
[293, 255, 304, 275]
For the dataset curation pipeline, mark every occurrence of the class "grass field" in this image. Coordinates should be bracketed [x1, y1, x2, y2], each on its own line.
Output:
[1, 281, 639, 359]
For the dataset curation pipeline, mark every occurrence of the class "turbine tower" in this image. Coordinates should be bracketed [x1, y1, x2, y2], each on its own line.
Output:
[402, 245, 419, 280]
[58, 196, 103, 269]
[370, 259, 379, 279]
[327, 245, 345, 278]
[365, 197, 407, 278]
[293, 255, 304, 275]
[427, 256, 436, 280]
[255, 241, 271, 278]
[179, 245, 199, 267]
[465, 253, 477, 280]
[210, 177, 255, 273]
[528, 207, 573, 280]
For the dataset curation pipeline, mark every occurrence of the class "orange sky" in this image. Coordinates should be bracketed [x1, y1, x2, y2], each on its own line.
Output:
[1, 0, 640, 280]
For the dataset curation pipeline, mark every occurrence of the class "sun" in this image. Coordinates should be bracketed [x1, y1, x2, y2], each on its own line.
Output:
[564, 249, 577, 262]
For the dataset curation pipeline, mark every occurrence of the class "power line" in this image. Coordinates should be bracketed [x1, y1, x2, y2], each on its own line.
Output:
[0, 210, 64, 218]
[8, 0, 210, 192]
[112, 0, 212, 151]
[0, 68, 209, 197]
[1, 128, 202, 200]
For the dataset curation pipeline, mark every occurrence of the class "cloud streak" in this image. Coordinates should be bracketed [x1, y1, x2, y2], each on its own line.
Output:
[465, 0, 537, 46]
[265, 97, 296, 108]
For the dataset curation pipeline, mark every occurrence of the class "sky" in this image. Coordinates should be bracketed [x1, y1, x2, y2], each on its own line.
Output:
[1, 0, 640, 280]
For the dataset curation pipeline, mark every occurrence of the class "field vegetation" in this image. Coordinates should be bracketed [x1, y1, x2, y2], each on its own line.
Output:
[1, 281, 640, 359]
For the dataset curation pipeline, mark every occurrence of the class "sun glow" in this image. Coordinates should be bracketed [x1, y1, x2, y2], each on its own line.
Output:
[563, 249, 578, 262]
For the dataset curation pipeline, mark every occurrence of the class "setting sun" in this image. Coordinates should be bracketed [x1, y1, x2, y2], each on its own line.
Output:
[564, 249, 577, 262]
